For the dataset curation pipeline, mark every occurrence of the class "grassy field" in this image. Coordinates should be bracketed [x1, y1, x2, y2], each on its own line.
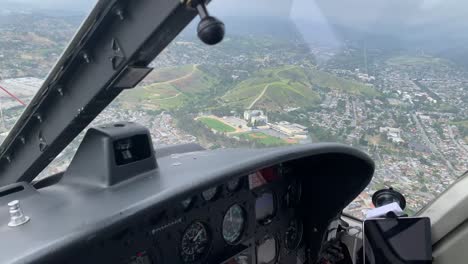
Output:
[198, 117, 236, 133]
[237, 132, 287, 145]
[386, 55, 452, 67]
[304, 68, 380, 97]
[119, 64, 218, 110]
[266, 81, 320, 105]
[451, 120, 468, 128]
[277, 67, 309, 83]
[171, 67, 217, 95]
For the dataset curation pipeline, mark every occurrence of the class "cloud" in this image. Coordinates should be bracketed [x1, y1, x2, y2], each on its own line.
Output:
[210, 0, 293, 18]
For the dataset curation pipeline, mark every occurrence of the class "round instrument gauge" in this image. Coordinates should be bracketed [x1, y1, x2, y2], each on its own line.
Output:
[202, 187, 219, 201]
[227, 178, 241, 192]
[222, 204, 246, 244]
[180, 221, 211, 263]
[181, 197, 194, 210]
[285, 218, 303, 251]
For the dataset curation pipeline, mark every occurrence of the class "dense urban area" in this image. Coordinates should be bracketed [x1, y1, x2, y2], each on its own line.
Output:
[0, 12, 466, 218]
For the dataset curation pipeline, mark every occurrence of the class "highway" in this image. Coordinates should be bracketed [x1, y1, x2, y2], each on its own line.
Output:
[411, 113, 456, 174]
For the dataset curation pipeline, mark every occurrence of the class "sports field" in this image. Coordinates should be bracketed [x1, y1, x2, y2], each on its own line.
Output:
[199, 117, 236, 133]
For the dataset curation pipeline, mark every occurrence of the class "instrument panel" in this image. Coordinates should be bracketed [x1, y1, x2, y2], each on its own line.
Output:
[0, 128, 374, 264]
[82, 165, 307, 264]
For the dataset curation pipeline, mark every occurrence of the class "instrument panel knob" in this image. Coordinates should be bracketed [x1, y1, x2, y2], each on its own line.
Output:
[7, 200, 30, 227]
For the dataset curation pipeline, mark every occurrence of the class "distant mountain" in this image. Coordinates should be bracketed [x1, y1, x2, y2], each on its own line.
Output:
[291, 18, 468, 71]
[223, 66, 317, 110]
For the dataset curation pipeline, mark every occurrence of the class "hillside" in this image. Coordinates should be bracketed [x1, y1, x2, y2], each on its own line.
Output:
[222, 66, 321, 110]
[120, 64, 218, 110]
[119, 63, 378, 111]
[304, 68, 379, 97]
[222, 65, 377, 110]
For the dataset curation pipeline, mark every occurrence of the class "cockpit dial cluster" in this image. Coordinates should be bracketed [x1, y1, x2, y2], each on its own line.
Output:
[74, 165, 305, 264]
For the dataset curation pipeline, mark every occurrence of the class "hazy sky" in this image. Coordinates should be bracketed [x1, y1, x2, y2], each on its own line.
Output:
[292, 0, 467, 27]
[2, 0, 467, 30]
[211, 0, 468, 34]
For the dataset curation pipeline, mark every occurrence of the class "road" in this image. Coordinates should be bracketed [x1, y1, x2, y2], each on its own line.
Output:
[144, 64, 198, 91]
[248, 84, 271, 109]
[447, 125, 468, 154]
[153, 93, 181, 101]
[247, 65, 297, 109]
[351, 98, 358, 127]
[411, 113, 456, 173]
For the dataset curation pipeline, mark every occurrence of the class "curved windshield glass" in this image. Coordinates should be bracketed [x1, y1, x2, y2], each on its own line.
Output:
[0, 1, 93, 131]
[1, 0, 467, 218]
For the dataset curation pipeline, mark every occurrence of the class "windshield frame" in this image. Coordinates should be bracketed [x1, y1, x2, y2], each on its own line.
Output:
[0, 0, 199, 186]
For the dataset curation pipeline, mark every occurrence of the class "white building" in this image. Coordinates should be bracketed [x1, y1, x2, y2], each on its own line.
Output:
[379, 127, 404, 143]
[244, 110, 268, 125]
[269, 121, 308, 138]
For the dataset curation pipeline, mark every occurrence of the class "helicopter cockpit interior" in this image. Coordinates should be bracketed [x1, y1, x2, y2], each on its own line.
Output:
[0, 121, 374, 263]
[0, 0, 467, 264]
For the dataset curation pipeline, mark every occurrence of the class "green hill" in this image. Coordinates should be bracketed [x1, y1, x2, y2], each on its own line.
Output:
[120, 64, 218, 110]
[260, 82, 320, 109]
[119, 64, 377, 111]
[222, 65, 377, 110]
[304, 68, 379, 97]
[223, 66, 321, 110]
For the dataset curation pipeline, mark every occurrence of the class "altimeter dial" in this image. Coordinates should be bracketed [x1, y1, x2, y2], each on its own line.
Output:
[180, 221, 211, 263]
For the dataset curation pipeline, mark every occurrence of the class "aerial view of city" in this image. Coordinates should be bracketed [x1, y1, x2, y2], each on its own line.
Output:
[0, 2, 466, 218]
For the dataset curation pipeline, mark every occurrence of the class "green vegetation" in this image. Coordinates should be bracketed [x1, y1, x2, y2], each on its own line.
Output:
[450, 120, 468, 128]
[223, 65, 377, 110]
[277, 68, 308, 83]
[223, 66, 321, 110]
[144, 65, 194, 83]
[121, 62, 377, 113]
[386, 55, 452, 67]
[309, 125, 341, 142]
[450, 120, 468, 142]
[170, 66, 218, 95]
[120, 83, 187, 110]
[436, 103, 458, 113]
[236, 132, 287, 146]
[120, 64, 219, 110]
[304, 68, 380, 97]
[198, 117, 236, 132]
[264, 82, 320, 107]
